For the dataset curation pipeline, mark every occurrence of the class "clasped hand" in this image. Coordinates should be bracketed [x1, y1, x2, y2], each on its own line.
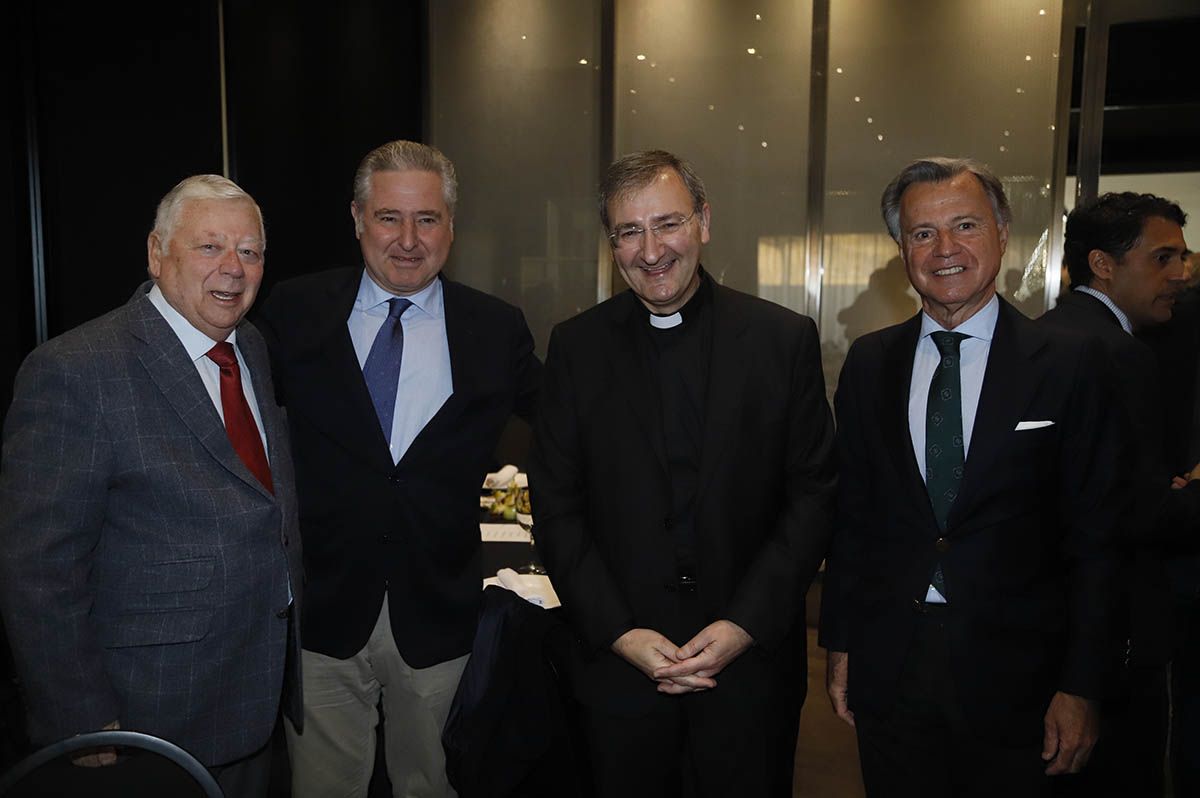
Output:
[611, 620, 753, 694]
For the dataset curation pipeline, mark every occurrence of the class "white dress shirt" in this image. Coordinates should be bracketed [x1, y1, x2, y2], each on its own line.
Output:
[347, 272, 453, 465]
[147, 284, 269, 457]
[907, 293, 1000, 602]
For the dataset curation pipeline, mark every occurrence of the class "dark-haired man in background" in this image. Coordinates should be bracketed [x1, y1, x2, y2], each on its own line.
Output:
[1041, 191, 1195, 796]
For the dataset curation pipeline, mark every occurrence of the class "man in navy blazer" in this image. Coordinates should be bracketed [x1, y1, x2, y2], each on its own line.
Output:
[256, 140, 540, 798]
[0, 175, 302, 797]
[819, 158, 1121, 797]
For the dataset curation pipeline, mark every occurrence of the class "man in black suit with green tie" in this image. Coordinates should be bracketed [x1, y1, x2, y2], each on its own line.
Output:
[820, 157, 1122, 797]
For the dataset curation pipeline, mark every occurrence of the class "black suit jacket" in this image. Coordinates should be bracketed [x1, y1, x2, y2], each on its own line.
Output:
[819, 298, 1121, 745]
[528, 284, 836, 713]
[255, 268, 540, 667]
[1041, 290, 1200, 665]
[1139, 286, 1200, 601]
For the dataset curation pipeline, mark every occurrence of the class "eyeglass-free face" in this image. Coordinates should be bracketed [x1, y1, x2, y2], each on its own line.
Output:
[606, 168, 710, 315]
[352, 169, 454, 297]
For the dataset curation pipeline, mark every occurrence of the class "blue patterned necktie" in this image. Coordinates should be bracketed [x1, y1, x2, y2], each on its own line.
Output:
[926, 331, 968, 599]
[362, 297, 412, 439]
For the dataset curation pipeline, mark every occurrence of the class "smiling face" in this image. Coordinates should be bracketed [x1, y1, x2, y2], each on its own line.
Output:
[898, 172, 1009, 329]
[352, 169, 454, 296]
[607, 168, 710, 315]
[1100, 215, 1190, 329]
[147, 197, 264, 341]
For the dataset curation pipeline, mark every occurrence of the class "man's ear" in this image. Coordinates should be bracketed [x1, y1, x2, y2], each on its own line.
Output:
[1089, 249, 1114, 282]
[350, 201, 364, 238]
[146, 232, 163, 279]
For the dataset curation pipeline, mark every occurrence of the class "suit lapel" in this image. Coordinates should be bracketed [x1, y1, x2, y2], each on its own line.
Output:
[950, 300, 1044, 525]
[306, 270, 396, 472]
[399, 278, 481, 462]
[238, 324, 287, 500]
[695, 285, 747, 498]
[124, 290, 269, 496]
[882, 314, 930, 515]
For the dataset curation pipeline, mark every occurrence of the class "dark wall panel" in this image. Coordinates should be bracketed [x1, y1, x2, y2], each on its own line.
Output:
[225, 0, 426, 299]
[30, 4, 224, 338]
[2, 6, 35, 427]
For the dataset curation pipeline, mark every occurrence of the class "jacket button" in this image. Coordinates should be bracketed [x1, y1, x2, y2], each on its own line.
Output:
[663, 516, 673, 530]
[282, 535, 289, 546]
[276, 607, 290, 619]
[381, 533, 392, 544]
[389, 474, 403, 485]
[935, 537, 950, 553]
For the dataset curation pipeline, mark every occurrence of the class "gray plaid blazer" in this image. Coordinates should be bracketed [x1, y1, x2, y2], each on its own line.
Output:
[0, 283, 302, 767]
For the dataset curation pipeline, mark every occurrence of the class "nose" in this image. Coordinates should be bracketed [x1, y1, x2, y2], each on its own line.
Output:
[1169, 254, 1189, 284]
[641, 229, 665, 264]
[220, 247, 245, 276]
[934, 229, 959, 257]
[398, 218, 418, 250]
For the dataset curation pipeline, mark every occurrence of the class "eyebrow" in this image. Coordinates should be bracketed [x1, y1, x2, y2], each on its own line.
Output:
[373, 208, 444, 219]
[615, 210, 688, 228]
[908, 213, 985, 230]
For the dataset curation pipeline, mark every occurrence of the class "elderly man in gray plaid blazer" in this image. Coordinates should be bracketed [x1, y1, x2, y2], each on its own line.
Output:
[0, 175, 302, 798]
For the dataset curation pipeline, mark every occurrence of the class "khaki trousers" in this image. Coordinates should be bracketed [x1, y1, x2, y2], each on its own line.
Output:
[285, 596, 469, 798]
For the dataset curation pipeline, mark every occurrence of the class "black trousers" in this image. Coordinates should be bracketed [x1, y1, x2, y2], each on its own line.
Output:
[209, 740, 273, 798]
[581, 596, 803, 798]
[1172, 600, 1200, 797]
[854, 604, 1051, 798]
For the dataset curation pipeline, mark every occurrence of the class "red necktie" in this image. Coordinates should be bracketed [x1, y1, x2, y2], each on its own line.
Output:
[206, 342, 274, 493]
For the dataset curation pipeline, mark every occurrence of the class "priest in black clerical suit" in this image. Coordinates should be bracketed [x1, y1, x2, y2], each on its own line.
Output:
[528, 150, 836, 798]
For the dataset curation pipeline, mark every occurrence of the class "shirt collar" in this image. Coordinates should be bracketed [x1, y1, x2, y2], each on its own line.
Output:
[1074, 285, 1133, 334]
[919, 292, 999, 343]
[146, 283, 233, 362]
[355, 271, 445, 319]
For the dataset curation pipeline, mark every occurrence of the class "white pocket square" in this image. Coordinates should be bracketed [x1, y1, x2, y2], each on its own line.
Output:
[1014, 420, 1054, 431]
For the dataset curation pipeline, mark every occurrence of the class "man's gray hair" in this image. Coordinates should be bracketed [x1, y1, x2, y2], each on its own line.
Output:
[152, 174, 264, 255]
[880, 157, 1012, 243]
[599, 150, 707, 231]
[352, 140, 458, 216]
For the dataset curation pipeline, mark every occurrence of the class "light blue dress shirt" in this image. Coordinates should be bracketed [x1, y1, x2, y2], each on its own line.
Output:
[347, 272, 453, 465]
[907, 293, 1000, 602]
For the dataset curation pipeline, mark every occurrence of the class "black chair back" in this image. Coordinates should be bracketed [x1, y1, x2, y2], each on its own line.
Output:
[0, 730, 222, 797]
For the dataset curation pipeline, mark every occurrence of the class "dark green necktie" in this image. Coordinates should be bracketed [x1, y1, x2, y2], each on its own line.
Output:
[926, 331, 968, 598]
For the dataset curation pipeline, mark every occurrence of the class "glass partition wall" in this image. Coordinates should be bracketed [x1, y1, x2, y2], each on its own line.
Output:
[429, 0, 1068, 386]
[614, 1, 813, 309]
[427, 1, 604, 357]
[820, 0, 1065, 393]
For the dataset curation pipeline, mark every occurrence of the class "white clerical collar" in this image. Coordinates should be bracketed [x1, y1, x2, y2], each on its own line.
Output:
[649, 311, 683, 329]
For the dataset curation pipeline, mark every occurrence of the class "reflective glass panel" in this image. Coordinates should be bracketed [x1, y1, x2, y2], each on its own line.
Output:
[428, 1, 602, 355]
